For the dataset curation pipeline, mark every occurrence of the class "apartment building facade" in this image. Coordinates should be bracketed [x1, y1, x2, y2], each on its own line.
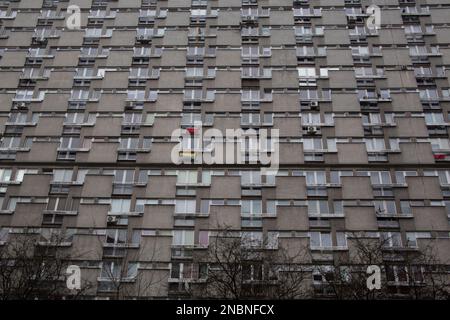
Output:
[0, 0, 450, 299]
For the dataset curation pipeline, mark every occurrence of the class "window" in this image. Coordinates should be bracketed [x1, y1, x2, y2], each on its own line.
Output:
[127, 90, 146, 101]
[302, 138, 323, 151]
[336, 232, 347, 247]
[266, 232, 279, 249]
[198, 231, 209, 247]
[85, 28, 103, 38]
[297, 46, 315, 56]
[437, 170, 450, 185]
[386, 265, 425, 284]
[15, 90, 34, 100]
[0, 228, 8, 242]
[374, 200, 397, 215]
[130, 67, 149, 78]
[298, 67, 316, 78]
[175, 200, 196, 214]
[135, 199, 158, 213]
[134, 47, 150, 57]
[370, 171, 391, 185]
[47, 197, 71, 211]
[241, 89, 260, 101]
[65, 113, 85, 124]
[106, 229, 127, 245]
[110, 199, 131, 213]
[355, 67, 374, 77]
[171, 262, 193, 280]
[330, 171, 352, 184]
[184, 89, 202, 100]
[126, 263, 138, 279]
[241, 171, 261, 186]
[7, 197, 31, 211]
[186, 67, 203, 78]
[101, 261, 121, 280]
[310, 232, 332, 248]
[308, 200, 329, 215]
[241, 200, 262, 216]
[405, 25, 422, 34]
[200, 199, 224, 214]
[241, 231, 263, 247]
[349, 26, 367, 36]
[395, 171, 417, 184]
[365, 138, 386, 152]
[145, 113, 155, 125]
[351, 46, 370, 56]
[409, 45, 428, 56]
[381, 232, 402, 248]
[14, 169, 38, 182]
[173, 230, 195, 246]
[71, 89, 89, 100]
[406, 232, 431, 248]
[243, 264, 263, 281]
[333, 201, 344, 215]
[74, 169, 88, 184]
[53, 169, 73, 182]
[119, 138, 139, 150]
[177, 171, 198, 185]
[299, 89, 318, 100]
[295, 26, 313, 36]
[424, 170, 450, 185]
[181, 113, 201, 126]
[242, 46, 259, 58]
[0, 169, 12, 183]
[241, 113, 260, 125]
[139, 9, 157, 17]
[75, 68, 95, 78]
[137, 28, 164, 37]
[424, 112, 445, 125]
[302, 113, 321, 125]
[113, 170, 134, 184]
[187, 47, 205, 57]
[362, 113, 382, 125]
[0, 137, 21, 149]
[430, 138, 450, 151]
[191, 9, 207, 17]
[60, 137, 81, 150]
[80, 47, 99, 57]
[400, 201, 412, 214]
[419, 88, 439, 100]
[306, 171, 326, 185]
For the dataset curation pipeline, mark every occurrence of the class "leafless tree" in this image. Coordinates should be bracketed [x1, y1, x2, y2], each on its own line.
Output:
[95, 229, 168, 299]
[189, 228, 311, 299]
[313, 233, 450, 300]
[0, 231, 92, 300]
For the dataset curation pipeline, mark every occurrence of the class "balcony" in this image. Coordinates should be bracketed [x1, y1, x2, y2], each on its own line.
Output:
[241, 15, 259, 25]
[171, 246, 194, 259]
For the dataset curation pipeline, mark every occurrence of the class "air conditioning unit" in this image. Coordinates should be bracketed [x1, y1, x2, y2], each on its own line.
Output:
[242, 15, 256, 23]
[13, 101, 27, 109]
[310, 101, 319, 107]
[107, 216, 118, 224]
[306, 126, 319, 135]
[137, 35, 150, 42]
[34, 37, 47, 44]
